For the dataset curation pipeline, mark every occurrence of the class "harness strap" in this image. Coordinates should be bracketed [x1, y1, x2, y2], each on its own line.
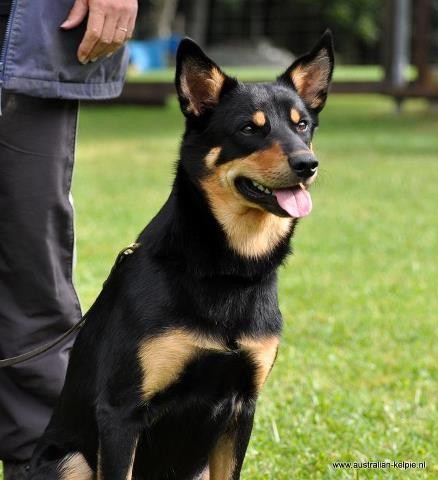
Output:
[0, 242, 141, 368]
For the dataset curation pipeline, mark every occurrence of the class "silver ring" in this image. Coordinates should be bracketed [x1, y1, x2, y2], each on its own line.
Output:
[118, 26, 128, 33]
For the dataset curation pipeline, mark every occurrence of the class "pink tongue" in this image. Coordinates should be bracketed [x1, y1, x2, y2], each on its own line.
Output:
[275, 186, 312, 218]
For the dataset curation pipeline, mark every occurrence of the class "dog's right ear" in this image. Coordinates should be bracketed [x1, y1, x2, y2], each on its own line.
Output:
[175, 38, 237, 117]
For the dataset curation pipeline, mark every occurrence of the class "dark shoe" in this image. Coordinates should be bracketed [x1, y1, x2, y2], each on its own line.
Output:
[3, 462, 30, 480]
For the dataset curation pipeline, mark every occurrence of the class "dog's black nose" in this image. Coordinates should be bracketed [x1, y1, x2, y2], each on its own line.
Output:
[289, 154, 318, 179]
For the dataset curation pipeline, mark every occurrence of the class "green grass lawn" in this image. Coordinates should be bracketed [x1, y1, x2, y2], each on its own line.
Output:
[1, 93, 437, 479]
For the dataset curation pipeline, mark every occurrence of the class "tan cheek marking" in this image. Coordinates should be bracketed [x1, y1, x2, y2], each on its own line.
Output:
[200, 143, 294, 258]
[201, 171, 293, 258]
[205, 147, 222, 169]
[209, 432, 237, 480]
[59, 453, 93, 480]
[252, 110, 266, 127]
[138, 329, 226, 399]
[290, 108, 301, 124]
[238, 336, 279, 391]
[242, 142, 287, 173]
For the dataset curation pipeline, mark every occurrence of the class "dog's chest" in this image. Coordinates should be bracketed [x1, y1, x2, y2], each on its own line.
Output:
[137, 328, 279, 402]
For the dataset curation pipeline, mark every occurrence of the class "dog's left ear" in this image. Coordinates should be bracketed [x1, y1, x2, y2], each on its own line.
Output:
[175, 38, 237, 117]
[278, 30, 334, 112]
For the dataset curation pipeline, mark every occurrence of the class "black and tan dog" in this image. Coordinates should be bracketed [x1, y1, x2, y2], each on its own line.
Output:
[29, 32, 334, 480]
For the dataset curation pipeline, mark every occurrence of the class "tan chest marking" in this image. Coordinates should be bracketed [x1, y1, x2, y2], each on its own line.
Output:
[138, 329, 226, 399]
[138, 330, 279, 399]
[59, 453, 93, 480]
[238, 336, 279, 391]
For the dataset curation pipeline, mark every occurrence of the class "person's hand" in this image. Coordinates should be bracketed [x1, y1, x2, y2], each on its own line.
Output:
[61, 0, 138, 64]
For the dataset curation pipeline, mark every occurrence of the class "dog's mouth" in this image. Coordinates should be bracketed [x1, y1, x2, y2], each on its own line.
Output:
[234, 177, 312, 218]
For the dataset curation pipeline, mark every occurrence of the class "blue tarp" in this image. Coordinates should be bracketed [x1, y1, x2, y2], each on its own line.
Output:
[129, 35, 182, 71]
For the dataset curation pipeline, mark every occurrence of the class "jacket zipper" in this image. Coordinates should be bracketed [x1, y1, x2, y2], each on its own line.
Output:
[0, 0, 18, 115]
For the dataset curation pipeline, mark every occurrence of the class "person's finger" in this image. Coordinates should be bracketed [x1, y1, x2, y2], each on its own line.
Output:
[104, 10, 138, 58]
[114, 17, 130, 44]
[87, 15, 118, 62]
[126, 11, 137, 40]
[60, 0, 89, 30]
[77, 10, 105, 64]
[103, 15, 131, 55]
[107, 4, 138, 56]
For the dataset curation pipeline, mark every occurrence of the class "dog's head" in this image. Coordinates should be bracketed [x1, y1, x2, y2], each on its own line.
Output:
[175, 33, 334, 257]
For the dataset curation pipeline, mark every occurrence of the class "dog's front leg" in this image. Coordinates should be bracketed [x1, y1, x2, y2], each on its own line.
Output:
[208, 401, 256, 480]
[95, 402, 140, 480]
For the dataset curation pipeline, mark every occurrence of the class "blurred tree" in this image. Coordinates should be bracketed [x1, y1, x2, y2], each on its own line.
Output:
[187, 0, 210, 45]
[201, 0, 382, 62]
[135, 0, 428, 64]
[432, 0, 438, 60]
[136, 0, 179, 38]
[325, 0, 380, 44]
[265, 0, 381, 62]
[156, 0, 179, 37]
[322, 0, 381, 62]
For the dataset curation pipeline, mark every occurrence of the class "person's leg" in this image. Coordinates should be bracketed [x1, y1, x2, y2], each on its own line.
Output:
[0, 87, 81, 469]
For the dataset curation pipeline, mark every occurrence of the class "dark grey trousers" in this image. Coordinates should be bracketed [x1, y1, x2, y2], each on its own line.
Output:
[0, 16, 82, 463]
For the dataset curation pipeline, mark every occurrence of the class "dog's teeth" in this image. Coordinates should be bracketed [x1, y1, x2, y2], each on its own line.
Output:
[251, 179, 272, 194]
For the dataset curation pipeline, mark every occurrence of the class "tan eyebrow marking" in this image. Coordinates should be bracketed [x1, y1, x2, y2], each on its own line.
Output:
[290, 108, 301, 124]
[252, 111, 266, 127]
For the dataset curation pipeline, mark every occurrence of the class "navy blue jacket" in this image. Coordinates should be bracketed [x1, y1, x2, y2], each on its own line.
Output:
[0, 0, 129, 100]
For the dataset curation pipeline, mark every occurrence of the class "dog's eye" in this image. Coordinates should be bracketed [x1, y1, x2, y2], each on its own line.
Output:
[240, 123, 257, 135]
[297, 120, 308, 132]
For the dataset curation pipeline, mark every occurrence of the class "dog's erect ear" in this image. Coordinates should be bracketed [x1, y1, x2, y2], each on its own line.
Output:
[278, 30, 334, 112]
[175, 38, 237, 117]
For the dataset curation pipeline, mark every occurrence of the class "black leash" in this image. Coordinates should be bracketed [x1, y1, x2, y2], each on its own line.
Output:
[0, 317, 87, 368]
[0, 242, 141, 368]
